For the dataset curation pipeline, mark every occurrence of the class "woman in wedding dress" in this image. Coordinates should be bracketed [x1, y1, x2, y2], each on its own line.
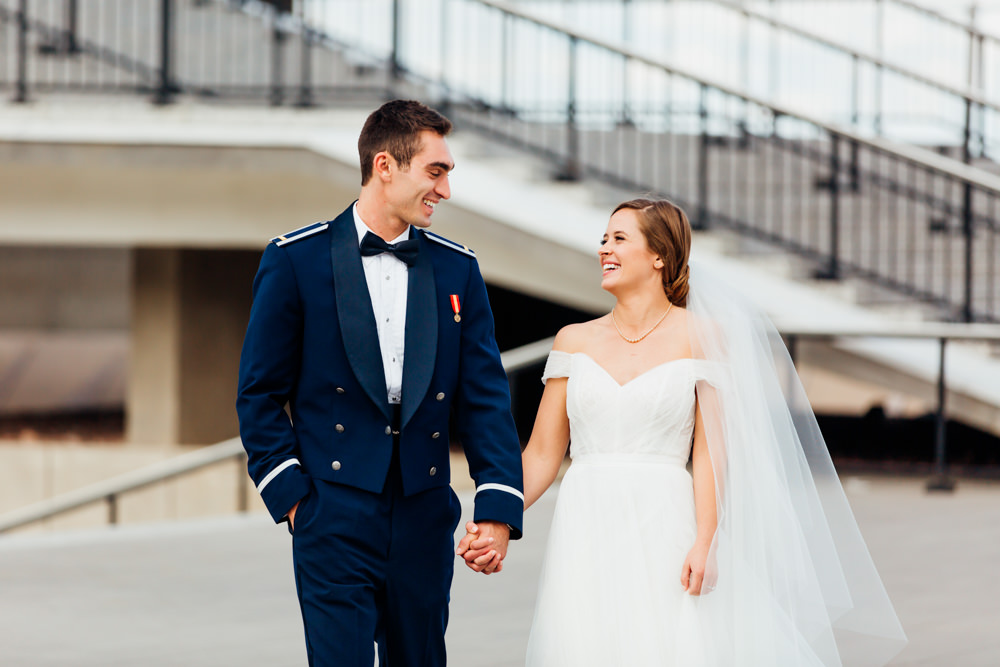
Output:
[459, 198, 906, 666]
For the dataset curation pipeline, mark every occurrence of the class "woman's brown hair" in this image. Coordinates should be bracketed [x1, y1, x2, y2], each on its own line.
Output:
[612, 198, 692, 306]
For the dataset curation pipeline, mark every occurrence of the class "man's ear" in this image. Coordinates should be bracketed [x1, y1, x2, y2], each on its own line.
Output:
[374, 151, 392, 181]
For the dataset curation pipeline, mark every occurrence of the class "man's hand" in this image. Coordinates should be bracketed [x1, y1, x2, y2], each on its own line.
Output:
[287, 501, 300, 531]
[456, 520, 510, 574]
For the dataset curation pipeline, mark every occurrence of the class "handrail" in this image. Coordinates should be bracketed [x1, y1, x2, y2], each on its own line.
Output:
[890, 0, 1000, 44]
[0, 336, 561, 534]
[3, 321, 998, 535]
[475, 0, 1000, 194]
[706, 0, 999, 113]
[0, 438, 246, 534]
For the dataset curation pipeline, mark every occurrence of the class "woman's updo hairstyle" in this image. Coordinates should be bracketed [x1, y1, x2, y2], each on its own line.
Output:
[612, 198, 692, 307]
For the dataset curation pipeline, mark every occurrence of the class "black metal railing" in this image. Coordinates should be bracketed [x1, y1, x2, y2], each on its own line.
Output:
[0, 0, 394, 104]
[516, 0, 1000, 167]
[1, 0, 998, 322]
[424, 0, 1000, 322]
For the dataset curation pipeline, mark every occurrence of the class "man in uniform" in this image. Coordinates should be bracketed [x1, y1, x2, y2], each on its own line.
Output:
[236, 99, 523, 666]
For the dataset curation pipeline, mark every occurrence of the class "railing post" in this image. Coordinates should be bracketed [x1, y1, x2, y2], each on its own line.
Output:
[620, 0, 633, 127]
[295, 12, 313, 108]
[962, 180, 974, 322]
[818, 132, 841, 280]
[237, 458, 249, 513]
[556, 36, 580, 182]
[500, 12, 509, 112]
[270, 11, 286, 106]
[694, 85, 710, 231]
[851, 53, 859, 129]
[152, 0, 174, 105]
[874, 0, 883, 135]
[107, 494, 118, 525]
[14, 0, 28, 104]
[962, 97, 975, 323]
[390, 0, 402, 81]
[927, 337, 955, 491]
[63, 0, 78, 54]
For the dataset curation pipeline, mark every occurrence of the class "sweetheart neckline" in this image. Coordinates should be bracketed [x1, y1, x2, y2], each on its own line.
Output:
[571, 352, 694, 389]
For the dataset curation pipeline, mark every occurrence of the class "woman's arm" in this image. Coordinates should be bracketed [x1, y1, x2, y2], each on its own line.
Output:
[522, 376, 571, 510]
[682, 391, 719, 595]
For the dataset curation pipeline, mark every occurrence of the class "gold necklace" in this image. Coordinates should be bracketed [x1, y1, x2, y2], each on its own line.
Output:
[611, 303, 673, 344]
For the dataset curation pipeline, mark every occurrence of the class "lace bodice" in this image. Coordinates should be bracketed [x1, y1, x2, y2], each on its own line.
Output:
[543, 351, 718, 464]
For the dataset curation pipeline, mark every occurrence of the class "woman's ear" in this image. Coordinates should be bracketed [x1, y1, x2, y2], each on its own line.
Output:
[653, 257, 665, 269]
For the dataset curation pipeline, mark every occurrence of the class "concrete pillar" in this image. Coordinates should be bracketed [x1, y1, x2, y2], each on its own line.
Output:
[128, 248, 259, 445]
[128, 248, 181, 444]
[177, 249, 259, 444]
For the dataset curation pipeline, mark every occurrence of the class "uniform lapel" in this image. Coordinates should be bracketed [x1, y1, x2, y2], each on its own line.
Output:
[329, 206, 391, 422]
[400, 230, 437, 429]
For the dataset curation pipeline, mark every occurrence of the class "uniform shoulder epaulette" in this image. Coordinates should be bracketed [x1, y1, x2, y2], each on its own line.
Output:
[271, 221, 329, 247]
[422, 230, 475, 258]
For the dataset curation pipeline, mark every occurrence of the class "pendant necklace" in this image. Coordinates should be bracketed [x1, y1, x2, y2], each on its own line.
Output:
[611, 303, 672, 344]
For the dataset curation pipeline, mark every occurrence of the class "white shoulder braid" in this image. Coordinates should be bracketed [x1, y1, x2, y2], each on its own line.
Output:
[422, 230, 475, 257]
[271, 221, 329, 247]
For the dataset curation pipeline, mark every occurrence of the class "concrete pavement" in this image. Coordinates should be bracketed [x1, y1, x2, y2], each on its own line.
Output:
[0, 474, 998, 666]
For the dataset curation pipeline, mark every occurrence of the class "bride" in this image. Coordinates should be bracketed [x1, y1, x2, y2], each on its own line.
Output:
[458, 198, 906, 665]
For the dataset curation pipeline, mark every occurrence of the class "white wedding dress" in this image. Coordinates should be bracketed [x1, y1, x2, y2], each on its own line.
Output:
[526, 351, 716, 666]
[524, 269, 907, 666]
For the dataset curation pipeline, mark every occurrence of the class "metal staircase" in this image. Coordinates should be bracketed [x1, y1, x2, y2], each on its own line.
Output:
[1, 0, 998, 321]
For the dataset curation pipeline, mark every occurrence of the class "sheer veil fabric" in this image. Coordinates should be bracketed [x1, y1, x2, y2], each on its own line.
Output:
[685, 262, 906, 665]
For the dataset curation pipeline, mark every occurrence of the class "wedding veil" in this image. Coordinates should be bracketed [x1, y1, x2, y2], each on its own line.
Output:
[685, 262, 907, 666]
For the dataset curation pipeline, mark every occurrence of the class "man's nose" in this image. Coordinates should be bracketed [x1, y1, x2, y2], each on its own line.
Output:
[437, 175, 451, 200]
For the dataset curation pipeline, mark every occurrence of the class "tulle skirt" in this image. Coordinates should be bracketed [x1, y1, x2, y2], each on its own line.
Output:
[525, 454, 712, 667]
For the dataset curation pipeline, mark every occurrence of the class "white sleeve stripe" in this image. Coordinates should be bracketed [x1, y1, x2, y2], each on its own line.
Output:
[475, 483, 524, 502]
[257, 458, 300, 493]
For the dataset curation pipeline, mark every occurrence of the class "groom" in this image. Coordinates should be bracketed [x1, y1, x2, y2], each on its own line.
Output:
[236, 99, 524, 666]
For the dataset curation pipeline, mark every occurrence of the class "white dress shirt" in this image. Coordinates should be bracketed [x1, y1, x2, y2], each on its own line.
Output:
[353, 204, 409, 405]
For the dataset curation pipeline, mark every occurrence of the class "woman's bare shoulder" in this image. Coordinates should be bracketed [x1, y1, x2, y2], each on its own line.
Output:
[552, 317, 608, 353]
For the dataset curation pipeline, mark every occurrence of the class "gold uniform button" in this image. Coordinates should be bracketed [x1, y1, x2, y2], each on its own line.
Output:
[429, 467, 437, 476]
[435, 392, 445, 401]
[431, 432, 440, 439]
[335, 424, 345, 433]
[385, 426, 392, 435]
[336, 387, 345, 394]
[331, 461, 342, 471]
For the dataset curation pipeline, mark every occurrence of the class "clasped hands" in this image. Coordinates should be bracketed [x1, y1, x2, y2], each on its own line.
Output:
[455, 520, 508, 575]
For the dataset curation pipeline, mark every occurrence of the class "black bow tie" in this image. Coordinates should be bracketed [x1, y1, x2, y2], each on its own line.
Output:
[359, 231, 419, 266]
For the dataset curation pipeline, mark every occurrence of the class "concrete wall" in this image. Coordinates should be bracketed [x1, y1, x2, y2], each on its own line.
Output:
[0, 246, 129, 330]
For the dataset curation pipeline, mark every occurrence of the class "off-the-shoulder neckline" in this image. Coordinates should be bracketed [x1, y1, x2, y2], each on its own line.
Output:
[551, 350, 696, 389]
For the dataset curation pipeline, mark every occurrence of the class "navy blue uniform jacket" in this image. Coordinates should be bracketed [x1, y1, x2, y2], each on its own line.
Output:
[237, 205, 524, 538]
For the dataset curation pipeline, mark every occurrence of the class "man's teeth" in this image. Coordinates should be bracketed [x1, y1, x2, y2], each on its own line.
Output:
[423, 199, 436, 209]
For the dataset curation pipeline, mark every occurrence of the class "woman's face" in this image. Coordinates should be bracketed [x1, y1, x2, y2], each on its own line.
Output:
[599, 208, 664, 296]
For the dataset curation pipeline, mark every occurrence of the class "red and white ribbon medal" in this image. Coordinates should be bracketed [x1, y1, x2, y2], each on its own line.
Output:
[449, 294, 462, 322]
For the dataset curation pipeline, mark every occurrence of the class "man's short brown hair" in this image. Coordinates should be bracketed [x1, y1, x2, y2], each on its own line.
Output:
[358, 100, 453, 186]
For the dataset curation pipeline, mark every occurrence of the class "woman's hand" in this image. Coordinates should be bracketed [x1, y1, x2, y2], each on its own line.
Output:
[680, 540, 711, 596]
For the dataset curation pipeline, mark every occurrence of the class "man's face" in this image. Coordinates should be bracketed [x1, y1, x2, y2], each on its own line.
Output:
[383, 130, 454, 229]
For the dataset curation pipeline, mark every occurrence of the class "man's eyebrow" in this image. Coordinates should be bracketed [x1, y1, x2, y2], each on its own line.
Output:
[428, 161, 455, 172]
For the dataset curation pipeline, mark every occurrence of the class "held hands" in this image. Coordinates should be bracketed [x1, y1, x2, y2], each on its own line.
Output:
[455, 520, 509, 575]
[681, 540, 711, 596]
